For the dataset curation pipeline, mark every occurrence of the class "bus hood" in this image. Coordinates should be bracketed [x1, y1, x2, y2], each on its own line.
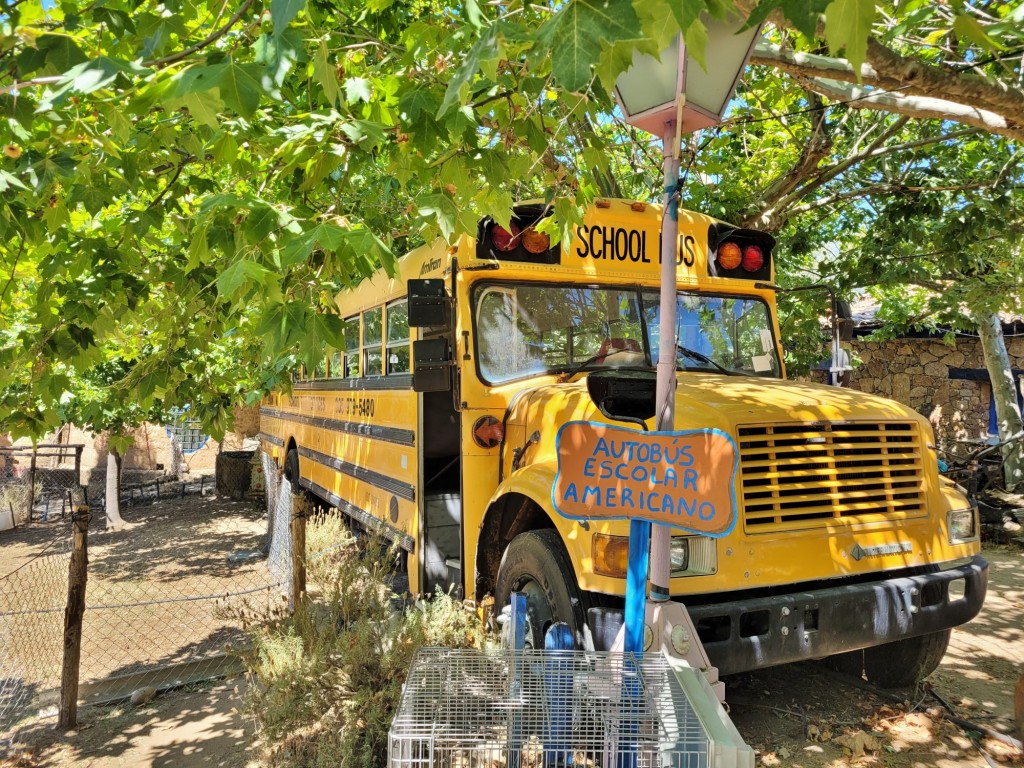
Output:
[668, 373, 928, 430]
[506, 372, 932, 441]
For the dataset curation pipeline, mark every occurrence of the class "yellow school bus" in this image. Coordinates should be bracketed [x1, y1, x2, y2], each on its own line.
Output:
[259, 199, 986, 685]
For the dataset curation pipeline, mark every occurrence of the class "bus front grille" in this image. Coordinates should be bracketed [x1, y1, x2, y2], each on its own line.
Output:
[737, 421, 926, 532]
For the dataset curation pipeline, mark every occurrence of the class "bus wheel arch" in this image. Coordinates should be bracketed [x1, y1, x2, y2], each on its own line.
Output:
[284, 440, 299, 484]
[476, 492, 554, 602]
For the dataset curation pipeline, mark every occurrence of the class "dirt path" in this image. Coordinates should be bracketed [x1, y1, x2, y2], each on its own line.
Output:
[728, 544, 1024, 767]
[1, 680, 253, 768]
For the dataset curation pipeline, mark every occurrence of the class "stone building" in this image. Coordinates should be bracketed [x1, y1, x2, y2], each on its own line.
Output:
[840, 300, 1024, 451]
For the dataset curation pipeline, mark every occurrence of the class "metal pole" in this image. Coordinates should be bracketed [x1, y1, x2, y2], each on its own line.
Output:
[623, 518, 650, 653]
[649, 121, 683, 602]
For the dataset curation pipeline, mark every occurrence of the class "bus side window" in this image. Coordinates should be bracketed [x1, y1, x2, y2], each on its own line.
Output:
[363, 307, 383, 377]
[386, 299, 410, 375]
[343, 316, 360, 377]
[314, 354, 328, 379]
[329, 348, 343, 378]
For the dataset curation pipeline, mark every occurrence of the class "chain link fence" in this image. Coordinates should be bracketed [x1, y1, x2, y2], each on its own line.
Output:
[0, 541, 70, 733]
[0, 449, 298, 736]
[0, 445, 86, 529]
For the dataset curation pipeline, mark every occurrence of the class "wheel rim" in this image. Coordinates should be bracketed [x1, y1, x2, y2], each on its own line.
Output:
[516, 577, 555, 649]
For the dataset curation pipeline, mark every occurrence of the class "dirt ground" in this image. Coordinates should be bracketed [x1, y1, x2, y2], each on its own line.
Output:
[2, 495, 1020, 767]
[1, 679, 254, 768]
[0, 494, 273, 691]
[727, 544, 1024, 767]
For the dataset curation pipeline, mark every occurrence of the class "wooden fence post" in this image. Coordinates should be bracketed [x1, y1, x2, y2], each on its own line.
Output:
[59, 507, 90, 730]
[28, 450, 37, 523]
[291, 497, 306, 607]
[1015, 671, 1023, 742]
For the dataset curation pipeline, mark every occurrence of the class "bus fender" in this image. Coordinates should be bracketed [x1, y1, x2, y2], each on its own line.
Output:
[476, 464, 588, 600]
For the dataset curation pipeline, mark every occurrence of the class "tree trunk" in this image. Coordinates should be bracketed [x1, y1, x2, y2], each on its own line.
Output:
[104, 448, 126, 531]
[974, 310, 1024, 490]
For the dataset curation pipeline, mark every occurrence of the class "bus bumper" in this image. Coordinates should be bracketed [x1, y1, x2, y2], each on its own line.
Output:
[588, 555, 988, 675]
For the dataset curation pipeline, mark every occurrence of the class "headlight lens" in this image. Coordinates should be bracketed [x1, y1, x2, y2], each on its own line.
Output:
[947, 507, 978, 543]
[671, 536, 717, 577]
[670, 538, 689, 573]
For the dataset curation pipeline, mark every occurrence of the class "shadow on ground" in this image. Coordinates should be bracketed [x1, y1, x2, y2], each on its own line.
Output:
[3, 679, 253, 768]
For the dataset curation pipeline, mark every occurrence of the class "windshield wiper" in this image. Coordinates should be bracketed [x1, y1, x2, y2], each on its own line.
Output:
[559, 347, 646, 381]
[676, 345, 737, 375]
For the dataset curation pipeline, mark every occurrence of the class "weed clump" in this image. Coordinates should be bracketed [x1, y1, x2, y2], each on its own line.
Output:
[244, 513, 481, 767]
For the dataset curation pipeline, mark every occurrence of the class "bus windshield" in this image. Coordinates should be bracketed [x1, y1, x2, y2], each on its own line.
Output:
[642, 291, 781, 378]
[474, 283, 779, 384]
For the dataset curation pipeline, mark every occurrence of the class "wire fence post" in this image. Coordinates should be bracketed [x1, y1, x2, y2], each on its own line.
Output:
[291, 497, 306, 607]
[28, 451, 37, 523]
[59, 507, 90, 730]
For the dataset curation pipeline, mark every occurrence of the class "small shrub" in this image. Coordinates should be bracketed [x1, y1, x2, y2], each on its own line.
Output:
[244, 514, 482, 768]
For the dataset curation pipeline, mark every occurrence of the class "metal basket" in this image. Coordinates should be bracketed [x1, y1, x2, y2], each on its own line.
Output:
[389, 648, 711, 768]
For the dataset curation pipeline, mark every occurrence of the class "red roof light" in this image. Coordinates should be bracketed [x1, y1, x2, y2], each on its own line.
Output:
[491, 222, 521, 252]
[742, 244, 764, 272]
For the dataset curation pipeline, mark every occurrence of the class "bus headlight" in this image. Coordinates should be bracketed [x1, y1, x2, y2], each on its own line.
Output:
[671, 536, 717, 577]
[947, 508, 978, 543]
[670, 537, 689, 572]
[593, 534, 718, 578]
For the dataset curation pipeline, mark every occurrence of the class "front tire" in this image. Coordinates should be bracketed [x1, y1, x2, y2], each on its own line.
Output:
[826, 629, 952, 687]
[495, 530, 587, 650]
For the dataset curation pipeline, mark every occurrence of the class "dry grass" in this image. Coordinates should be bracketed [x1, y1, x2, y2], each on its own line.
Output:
[243, 514, 483, 768]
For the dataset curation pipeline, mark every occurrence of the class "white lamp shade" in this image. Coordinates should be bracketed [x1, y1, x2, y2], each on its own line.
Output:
[615, 14, 762, 136]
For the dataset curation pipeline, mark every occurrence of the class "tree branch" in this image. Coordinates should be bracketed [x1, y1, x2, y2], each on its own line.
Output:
[752, 41, 1024, 139]
[0, 236, 26, 319]
[0, 76, 62, 96]
[791, 77, 1024, 142]
[741, 92, 833, 231]
[865, 38, 1024, 127]
[144, 0, 255, 68]
[770, 115, 911, 217]
[753, 40, 1024, 124]
[786, 179, 1012, 218]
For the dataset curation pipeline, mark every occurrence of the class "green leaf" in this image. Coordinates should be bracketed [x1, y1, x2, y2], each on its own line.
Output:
[215, 62, 267, 118]
[418, 193, 460, 240]
[952, 14, 1003, 52]
[465, 0, 484, 28]
[271, 0, 306, 35]
[743, 0, 829, 39]
[824, 0, 875, 74]
[37, 34, 88, 74]
[187, 224, 210, 272]
[344, 77, 372, 104]
[40, 57, 150, 109]
[0, 170, 27, 192]
[313, 41, 341, 105]
[173, 61, 265, 118]
[535, 0, 644, 93]
[93, 8, 135, 36]
[183, 91, 223, 129]
[438, 27, 500, 117]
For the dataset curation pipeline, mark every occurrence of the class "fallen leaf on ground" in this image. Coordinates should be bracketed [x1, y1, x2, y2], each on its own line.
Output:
[836, 730, 883, 761]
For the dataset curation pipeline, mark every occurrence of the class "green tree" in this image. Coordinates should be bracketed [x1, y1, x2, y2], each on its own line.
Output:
[2, 0, 1023, 494]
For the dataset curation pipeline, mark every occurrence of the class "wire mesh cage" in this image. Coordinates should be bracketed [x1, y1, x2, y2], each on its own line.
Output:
[389, 648, 711, 768]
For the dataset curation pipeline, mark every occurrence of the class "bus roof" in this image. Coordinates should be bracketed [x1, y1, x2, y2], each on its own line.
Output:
[334, 199, 773, 317]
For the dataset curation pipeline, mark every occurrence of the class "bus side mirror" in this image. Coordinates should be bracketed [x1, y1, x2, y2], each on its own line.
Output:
[413, 339, 452, 392]
[408, 279, 450, 329]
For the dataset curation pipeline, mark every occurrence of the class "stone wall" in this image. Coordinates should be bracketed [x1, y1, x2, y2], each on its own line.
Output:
[848, 335, 1024, 449]
[37, 404, 261, 498]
